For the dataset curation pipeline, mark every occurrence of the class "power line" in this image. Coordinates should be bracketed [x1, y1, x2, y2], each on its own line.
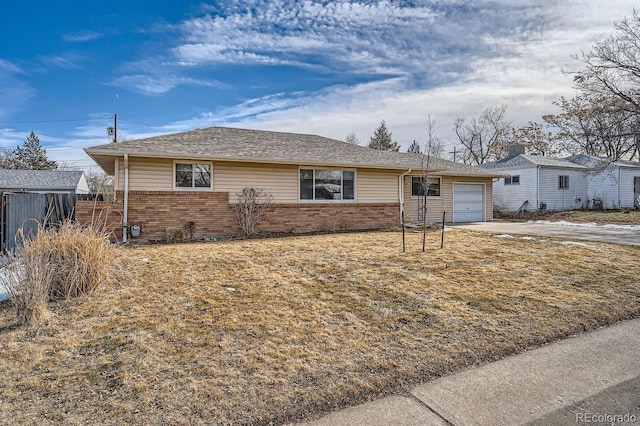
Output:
[0, 118, 107, 125]
[0, 117, 157, 128]
[118, 119, 155, 127]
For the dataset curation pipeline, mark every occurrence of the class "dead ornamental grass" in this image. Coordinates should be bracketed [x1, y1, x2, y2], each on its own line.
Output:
[0, 230, 639, 425]
[0, 221, 127, 325]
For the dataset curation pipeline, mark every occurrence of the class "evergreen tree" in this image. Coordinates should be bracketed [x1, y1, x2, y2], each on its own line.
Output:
[368, 120, 400, 151]
[10, 131, 58, 170]
[407, 140, 421, 153]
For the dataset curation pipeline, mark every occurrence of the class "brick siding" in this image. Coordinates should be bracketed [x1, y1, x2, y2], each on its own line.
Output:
[76, 190, 399, 241]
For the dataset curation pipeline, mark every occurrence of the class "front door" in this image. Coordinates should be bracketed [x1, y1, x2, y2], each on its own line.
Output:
[634, 177, 640, 208]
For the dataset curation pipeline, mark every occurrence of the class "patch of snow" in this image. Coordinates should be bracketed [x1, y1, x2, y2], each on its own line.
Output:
[601, 223, 640, 230]
[140, 257, 150, 263]
[495, 234, 514, 239]
[559, 241, 589, 246]
[531, 220, 598, 227]
[226, 287, 236, 292]
[0, 273, 7, 302]
[530, 220, 640, 230]
[520, 236, 536, 240]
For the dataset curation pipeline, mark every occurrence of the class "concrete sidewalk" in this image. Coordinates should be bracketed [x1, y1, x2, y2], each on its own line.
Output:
[298, 318, 640, 425]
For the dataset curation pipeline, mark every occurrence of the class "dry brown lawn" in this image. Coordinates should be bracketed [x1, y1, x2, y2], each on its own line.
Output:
[1, 229, 639, 425]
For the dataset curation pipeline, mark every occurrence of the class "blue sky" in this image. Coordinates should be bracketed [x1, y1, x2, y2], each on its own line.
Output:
[0, 0, 637, 172]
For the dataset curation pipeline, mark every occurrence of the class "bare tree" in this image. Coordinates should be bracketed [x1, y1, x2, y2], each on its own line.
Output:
[454, 105, 511, 164]
[502, 121, 561, 157]
[85, 170, 115, 201]
[344, 132, 361, 145]
[234, 187, 273, 236]
[419, 114, 441, 251]
[57, 162, 80, 171]
[0, 148, 13, 169]
[572, 11, 640, 116]
[543, 94, 640, 160]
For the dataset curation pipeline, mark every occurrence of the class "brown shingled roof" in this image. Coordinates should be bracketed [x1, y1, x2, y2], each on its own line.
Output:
[85, 126, 503, 177]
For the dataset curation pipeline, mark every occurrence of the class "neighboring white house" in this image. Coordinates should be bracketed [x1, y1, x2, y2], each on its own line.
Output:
[565, 154, 640, 209]
[480, 152, 640, 212]
[0, 170, 90, 196]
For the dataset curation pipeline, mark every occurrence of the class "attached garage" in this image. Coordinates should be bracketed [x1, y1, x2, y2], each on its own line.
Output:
[453, 183, 484, 222]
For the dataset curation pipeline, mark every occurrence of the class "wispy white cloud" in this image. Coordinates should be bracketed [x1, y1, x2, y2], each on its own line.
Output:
[172, 0, 549, 81]
[39, 53, 85, 70]
[163, 0, 638, 151]
[63, 31, 101, 42]
[109, 73, 225, 95]
[0, 59, 24, 74]
[0, 59, 36, 122]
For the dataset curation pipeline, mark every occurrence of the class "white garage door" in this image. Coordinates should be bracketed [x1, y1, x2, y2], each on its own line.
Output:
[453, 184, 484, 222]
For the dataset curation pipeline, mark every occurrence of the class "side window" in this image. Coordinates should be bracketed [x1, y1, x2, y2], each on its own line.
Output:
[175, 162, 212, 190]
[505, 175, 520, 185]
[411, 177, 441, 197]
[558, 175, 569, 190]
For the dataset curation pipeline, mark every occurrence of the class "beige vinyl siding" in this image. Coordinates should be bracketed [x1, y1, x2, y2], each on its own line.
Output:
[403, 174, 448, 222]
[116, 157, 174, 191]
[403, 175, 494, 223]
[357, 169, 400, 203]
[215, 162, 298, 203]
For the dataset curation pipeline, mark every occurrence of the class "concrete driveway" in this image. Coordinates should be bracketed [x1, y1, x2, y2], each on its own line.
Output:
[452, 220, 640, 246]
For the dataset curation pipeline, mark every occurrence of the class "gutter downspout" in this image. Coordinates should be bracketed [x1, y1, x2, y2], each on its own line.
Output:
[618, 166, 621, 209]
[399, 168, 412, 221]
[123, 153, 129, 243]
[113, 158, 119, 201]
[536, 165, 541, 210]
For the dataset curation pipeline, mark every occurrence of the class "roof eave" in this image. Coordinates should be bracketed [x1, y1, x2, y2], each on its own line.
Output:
[84, 148, 500, 177]
[439, 171, 509, 178]
[85, 149, 428, 172]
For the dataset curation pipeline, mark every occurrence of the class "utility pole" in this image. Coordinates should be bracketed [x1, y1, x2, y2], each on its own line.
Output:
[107, 114, 117, 142]
[449, 146, 458, 162]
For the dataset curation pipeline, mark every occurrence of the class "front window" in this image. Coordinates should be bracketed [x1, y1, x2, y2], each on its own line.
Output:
[558, 175, 569, 190]
[411, 176, 441, 197]
[300, 169, 355, 201]
[175, 162, 212, 189]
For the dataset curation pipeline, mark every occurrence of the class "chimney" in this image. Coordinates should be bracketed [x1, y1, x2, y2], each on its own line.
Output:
[507, 144, 525, 156]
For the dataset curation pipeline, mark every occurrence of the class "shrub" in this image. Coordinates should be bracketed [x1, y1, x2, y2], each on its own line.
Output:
[165, 227, 184, 242]
[234, 187, 272, 236]
[0, 220, 128, 325]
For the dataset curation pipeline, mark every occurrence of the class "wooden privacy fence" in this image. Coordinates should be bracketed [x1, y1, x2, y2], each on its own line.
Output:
[0, 192, 75, 253]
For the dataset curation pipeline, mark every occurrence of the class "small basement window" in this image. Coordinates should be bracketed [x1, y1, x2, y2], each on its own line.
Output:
[174, 162, 212, 190]
[504, 175, 520, 185]
[411, 177, 441, 197]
